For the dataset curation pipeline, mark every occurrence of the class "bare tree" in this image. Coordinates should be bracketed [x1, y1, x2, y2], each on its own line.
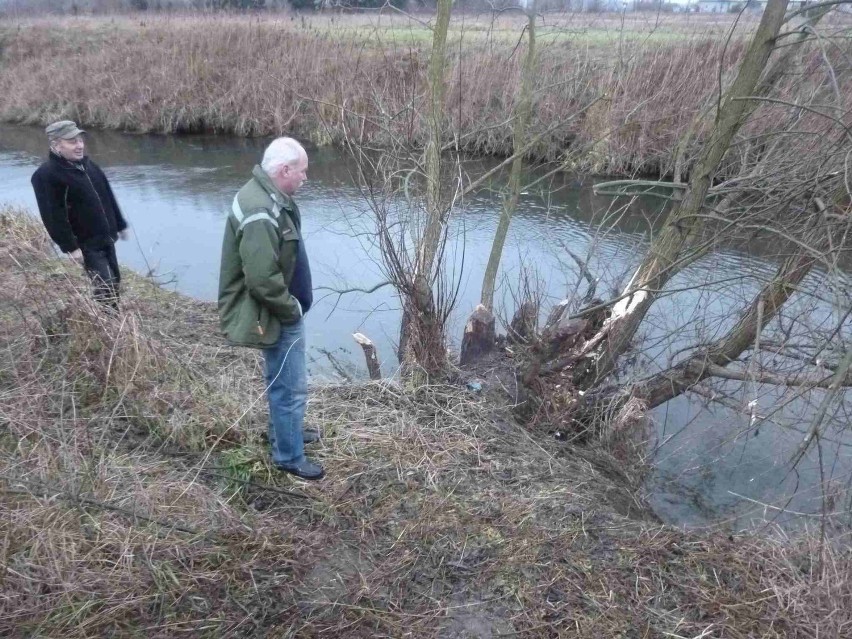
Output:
[461, 0, 539, 365]
[480, 0, 538, 311]
[397, 0, 455, 380]
[582, 0, 794, 384]
[510, 1, 850, 455]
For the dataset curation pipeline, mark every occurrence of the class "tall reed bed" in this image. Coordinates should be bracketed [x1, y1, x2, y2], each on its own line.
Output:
[1, 14, 848, 175]
[4, 13, 844, 176]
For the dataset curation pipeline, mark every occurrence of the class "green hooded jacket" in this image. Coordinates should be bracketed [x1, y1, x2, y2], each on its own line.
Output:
[218, 165, 303, 348]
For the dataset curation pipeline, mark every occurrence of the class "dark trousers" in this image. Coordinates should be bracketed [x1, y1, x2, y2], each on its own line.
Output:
[81, 242, 121, 308]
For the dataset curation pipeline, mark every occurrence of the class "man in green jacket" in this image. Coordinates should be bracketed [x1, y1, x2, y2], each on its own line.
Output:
[218, 137, 323, 481]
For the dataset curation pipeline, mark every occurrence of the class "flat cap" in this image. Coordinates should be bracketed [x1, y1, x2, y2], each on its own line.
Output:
[45, 120, 85, 141]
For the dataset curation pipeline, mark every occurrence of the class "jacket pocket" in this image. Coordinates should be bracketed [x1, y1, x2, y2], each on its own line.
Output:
[256, 301, 278, 342]
[229, 292, 278, 347]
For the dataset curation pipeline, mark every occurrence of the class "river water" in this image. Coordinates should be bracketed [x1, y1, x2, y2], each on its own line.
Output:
[1, 124, 849, 533]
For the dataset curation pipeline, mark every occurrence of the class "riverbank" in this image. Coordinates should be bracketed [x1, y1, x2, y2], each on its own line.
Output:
[1, 12, 846, 177]
[2, 204, 850, 636]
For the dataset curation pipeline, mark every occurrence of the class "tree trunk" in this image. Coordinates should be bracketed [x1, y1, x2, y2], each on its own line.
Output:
[582, 0, 791, 385]
[353, 332, 381, 380]
[461, 3, 536, 366]
[460, 304, 496, 366]
[670, 6, 832, 220]
[641, 194, 843, 409]
[508, 300, 538, 345]
[418, 0, 453, 280]
[642, 239, 821, 408]
[402, 290, 447, 380]
[580, 193, 846, 419]
[480, 1, 536, 311]
[399, 0, 453, 377]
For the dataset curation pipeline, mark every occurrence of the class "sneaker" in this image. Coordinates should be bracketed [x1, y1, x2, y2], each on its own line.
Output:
[276, 458, 325, 481]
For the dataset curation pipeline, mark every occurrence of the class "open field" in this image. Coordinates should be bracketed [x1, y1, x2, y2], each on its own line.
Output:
[0, 11, 755, 46]
[300, 11, 749, 46]
[1, 11, 848, 176]
[2, 202, 852, 636]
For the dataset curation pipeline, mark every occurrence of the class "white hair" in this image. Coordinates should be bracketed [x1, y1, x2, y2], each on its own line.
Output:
[261, 137, 306, 174]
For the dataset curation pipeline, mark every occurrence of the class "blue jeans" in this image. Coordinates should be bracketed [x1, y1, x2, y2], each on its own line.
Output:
[263, 319, 307, 466]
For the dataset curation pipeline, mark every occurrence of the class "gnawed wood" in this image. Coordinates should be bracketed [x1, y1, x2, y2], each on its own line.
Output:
[543, 299, 570, 334]
[508, 301, 537, 345]
[460, 304, 496, 366]
[353, 332, 382, 380]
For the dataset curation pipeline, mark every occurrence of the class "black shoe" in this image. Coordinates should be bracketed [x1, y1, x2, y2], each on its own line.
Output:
[276, 458, 325, 481]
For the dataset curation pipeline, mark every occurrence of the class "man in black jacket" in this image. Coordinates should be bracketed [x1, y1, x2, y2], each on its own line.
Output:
[31, 120, 129, 308]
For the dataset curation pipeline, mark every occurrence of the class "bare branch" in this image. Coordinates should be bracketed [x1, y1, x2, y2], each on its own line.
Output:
[700, 362, 851, 389]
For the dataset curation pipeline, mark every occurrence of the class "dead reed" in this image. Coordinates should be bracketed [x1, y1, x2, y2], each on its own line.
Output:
[1, 205, 851, 636]
[1, 13, 847, 177]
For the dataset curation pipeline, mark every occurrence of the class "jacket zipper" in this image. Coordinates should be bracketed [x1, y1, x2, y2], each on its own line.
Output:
[80, 165, 112, 233]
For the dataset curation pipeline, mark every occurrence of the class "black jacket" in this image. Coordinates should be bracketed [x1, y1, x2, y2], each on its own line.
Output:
[31, 153, 127, 253]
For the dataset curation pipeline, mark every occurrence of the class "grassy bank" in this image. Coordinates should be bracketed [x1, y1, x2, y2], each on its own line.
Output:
[1, 203, 851, 636]
[0, 12, 847, 176]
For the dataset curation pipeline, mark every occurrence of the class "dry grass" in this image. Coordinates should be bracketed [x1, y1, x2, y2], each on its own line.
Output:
[0, 13, 848, 177]
[2, 205, 852, 636]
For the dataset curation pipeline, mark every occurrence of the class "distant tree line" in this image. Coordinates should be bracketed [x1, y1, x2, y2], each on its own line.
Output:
[0, 0, 414, 12]
[0, 0, 691, 15]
